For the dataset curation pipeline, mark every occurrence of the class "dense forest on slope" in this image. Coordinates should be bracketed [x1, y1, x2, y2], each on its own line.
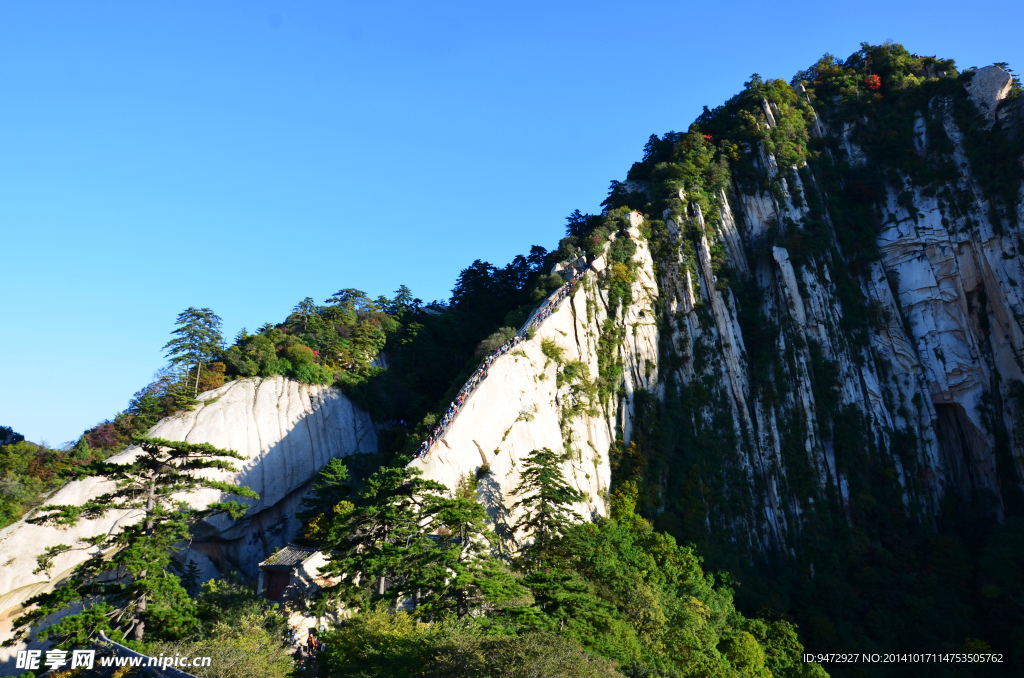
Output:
[11, 444, 825, 678]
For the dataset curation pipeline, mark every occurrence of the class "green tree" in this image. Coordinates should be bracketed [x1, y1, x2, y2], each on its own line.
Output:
[13, 435, 259, 645]
[298, 458, 352, 543]
[145, 610, 292, 678]
[174, 557, 202, 597]
[319, 608, 451, 678]
[291, 296, 318, 332]
[163, 307, 224, 397]
[428, 631, 625, 678]
[510, 447, 583, 570]
[325, 288, 371, 325]
[222, 330, 279, 377]
[382, 284, 419, 317]
[308, 463, 522, 620]
[320, 288, 397, 371]
[318, 608, 625, 678]
[418, 475, 526, 619]
[319, 466, 446, 610]
[565, 209, 600, 239]
[720, 632, 772, 678]
[0, 440, 47, 528]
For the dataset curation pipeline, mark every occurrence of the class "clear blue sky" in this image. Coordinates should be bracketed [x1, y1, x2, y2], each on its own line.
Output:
[2, 1, 1021, 446]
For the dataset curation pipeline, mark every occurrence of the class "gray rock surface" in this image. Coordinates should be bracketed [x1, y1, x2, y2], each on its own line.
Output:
[965, 65, 1013, 121]
[649, 93, 1024, 553]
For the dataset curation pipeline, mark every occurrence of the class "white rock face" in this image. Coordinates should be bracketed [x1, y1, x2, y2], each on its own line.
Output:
[0, 377, 376, 622]
[411, 217, 659, 548]
[965, 65, 1013, 121]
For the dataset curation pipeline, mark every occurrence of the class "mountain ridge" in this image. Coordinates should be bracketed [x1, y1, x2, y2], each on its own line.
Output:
[5, 41, 1024, 676]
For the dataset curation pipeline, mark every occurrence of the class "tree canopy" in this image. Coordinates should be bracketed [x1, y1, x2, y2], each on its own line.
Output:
[163, 307, 224, 399]
[304, 458, 823, 678]
[12, 435, 258, 645]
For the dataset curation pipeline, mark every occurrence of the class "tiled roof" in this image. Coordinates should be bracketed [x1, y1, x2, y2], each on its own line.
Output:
[259, 545, 317, 571]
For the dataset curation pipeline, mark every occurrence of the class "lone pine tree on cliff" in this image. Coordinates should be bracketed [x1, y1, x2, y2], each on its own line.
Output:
[10, 435, 258, 646]
[163, 306, 224, 399]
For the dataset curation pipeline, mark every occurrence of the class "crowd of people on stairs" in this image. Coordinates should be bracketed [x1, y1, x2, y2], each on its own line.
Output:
[415, 259, 591, 460]
[290, 624, 326, 671]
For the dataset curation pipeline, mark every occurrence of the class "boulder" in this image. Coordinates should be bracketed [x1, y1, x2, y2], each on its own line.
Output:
[965, 65, 1013, 121]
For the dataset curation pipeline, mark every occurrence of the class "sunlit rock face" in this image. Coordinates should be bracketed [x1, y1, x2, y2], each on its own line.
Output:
[965, 65, 1013, 122]
[416, 66, 1024, 560]
[411, 213, 660, 549]
[0, 376, 376, 620]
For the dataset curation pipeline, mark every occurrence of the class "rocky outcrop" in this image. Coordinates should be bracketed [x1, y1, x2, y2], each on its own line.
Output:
[965, 65, 1013, 122]
[412, 215, 659, 547]
[0, 377, 376, 621]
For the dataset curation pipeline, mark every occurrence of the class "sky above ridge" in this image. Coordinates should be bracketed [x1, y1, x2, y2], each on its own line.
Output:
[3, 0, 1023, 445]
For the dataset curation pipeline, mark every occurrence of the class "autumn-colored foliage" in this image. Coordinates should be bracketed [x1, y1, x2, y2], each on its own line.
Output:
[197, 360, 227, 393]
[864, 74, 882, 91]
[83, 420, 122, 450]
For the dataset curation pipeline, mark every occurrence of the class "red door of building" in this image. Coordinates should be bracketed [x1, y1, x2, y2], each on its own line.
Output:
[264, 570, 291, 601]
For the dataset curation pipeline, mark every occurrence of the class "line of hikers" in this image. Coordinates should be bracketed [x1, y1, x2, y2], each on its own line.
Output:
[415, 260, 590, 460]
[289, 625, 326, 670]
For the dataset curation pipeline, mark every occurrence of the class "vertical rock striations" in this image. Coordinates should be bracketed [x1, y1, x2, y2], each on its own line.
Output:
[623, 62, 1024, 560]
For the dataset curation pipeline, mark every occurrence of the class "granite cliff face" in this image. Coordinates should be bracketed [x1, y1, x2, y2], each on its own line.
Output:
[412, 212, 660, 545]
[0, 376, 376, 620]
[2, 55, 1021, 668]
[634, 65, 1024, 555]
[417, 65, 1024, 563]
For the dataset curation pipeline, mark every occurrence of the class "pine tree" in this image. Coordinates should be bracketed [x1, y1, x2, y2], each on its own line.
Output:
[565, 209, 593, 238]
[291, 297, 319, 332]
[311, 465, 521, 620]
[510, 447, 583, 571]
[13, 435, 259, 646]
[297, 458, 352, 543]
[416, 475, 525, 619]
[318, 466, 446, 610]
[163, 307, 224, 397]
[389, 284, 418, 316]
[178, 558, 202, 597]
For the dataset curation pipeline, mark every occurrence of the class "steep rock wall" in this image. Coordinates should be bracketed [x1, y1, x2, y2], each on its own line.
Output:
[412, 215, 659, 547]
[645, 76, 1024, 555]
[0, 376, 376, 619]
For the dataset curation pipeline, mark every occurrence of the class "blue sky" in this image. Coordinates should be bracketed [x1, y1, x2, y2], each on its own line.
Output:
[3, 1, 1022, 445]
